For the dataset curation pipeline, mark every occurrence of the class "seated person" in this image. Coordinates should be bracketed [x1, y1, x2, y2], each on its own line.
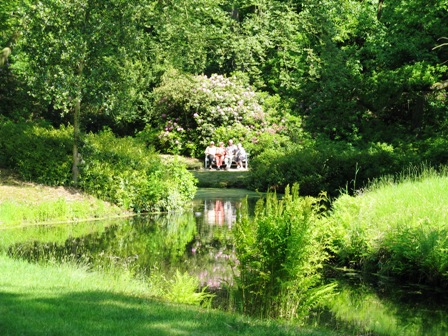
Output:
[235, 143, 247, 169]
[204, 141, 216, 169]
[215, 141, 226, 170]
[224, 139, 237, 169]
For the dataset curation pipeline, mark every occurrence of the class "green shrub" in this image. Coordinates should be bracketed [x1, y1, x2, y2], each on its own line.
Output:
[80, 130, 197, 212]
[249, 139, 414, 196]
[0, 120, 72, 185]
[0, 120, 197, 212]
[233, 184, 336, 323]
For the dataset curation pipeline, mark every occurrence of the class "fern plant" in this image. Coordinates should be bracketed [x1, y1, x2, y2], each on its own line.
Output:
[233, 183, 336, 323]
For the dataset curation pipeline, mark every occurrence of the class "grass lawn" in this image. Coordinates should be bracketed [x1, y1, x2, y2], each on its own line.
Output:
[0, 255, 338, 336]
[192, 170, 251, 188]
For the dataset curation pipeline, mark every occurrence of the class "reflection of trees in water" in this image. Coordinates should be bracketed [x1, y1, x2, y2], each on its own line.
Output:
[8, 197, 251, 290]
[8, 214, 198, 278]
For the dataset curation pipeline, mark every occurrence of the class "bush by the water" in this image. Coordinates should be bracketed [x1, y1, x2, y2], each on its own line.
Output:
[328, 166, 448, 287]
[233, 184, 336, 323]
[0, 120, 197, 212]
[80, 130, 197, 212]
[248, 138, 435, 196]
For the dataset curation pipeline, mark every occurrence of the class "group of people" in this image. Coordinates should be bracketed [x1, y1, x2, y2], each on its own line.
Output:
[205, 139, 247, 170]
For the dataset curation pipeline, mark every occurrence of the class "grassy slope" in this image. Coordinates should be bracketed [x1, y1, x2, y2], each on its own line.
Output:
[0, 169, 129, 227]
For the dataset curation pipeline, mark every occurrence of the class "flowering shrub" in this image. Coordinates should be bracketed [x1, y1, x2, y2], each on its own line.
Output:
[147, 69, 290, 157]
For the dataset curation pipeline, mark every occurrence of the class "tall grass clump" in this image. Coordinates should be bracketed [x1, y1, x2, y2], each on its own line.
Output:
[330, 165, 448, 287]
[233, 184, 336, 323]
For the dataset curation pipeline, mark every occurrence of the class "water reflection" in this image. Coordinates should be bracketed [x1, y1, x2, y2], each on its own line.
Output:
[5, 189, 259, 290]
[189, 190, 258, 288]
[324, 277, 448, 336]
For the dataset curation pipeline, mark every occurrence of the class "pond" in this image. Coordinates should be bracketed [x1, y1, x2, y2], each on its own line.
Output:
[3, 188, 448, 335]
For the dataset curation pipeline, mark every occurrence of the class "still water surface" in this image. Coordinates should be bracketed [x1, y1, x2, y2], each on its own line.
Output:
[4, 188, 448, 335]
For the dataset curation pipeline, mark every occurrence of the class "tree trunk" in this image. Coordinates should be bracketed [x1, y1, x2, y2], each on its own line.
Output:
[72, 96, 81, 186]
[72, 62, 83, 186]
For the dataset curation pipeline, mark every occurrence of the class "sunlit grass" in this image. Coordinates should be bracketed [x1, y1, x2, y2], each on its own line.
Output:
[0, 254, 338, 336]
[0, 172, 129, 227]
[331, 165, 448, 284]
[336, 173, 448, 232]
[0, 197, 127, 227]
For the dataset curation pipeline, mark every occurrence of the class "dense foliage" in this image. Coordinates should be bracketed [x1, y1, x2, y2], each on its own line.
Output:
[81, 130, 197, 212]
[143, 69, 297, 157]
[0, 121, 197, 212]
[1, 0, 448, 196]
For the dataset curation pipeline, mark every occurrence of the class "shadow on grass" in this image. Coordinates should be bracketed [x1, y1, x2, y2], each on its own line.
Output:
[0, 289, 305, 336]
[192, 170, 251, 188]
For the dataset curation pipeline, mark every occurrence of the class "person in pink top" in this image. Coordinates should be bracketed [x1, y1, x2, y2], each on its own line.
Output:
[215, 142, 226, 170]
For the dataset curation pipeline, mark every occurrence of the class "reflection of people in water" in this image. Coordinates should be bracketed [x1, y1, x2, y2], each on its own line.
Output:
[204, 199, 239, 227]
[215, 199, 224, 226]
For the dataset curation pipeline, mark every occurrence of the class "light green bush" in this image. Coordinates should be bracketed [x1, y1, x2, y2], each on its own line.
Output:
[0, 120, 72, 185]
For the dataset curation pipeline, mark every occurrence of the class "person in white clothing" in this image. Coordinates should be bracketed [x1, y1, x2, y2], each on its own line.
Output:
[205, 141, 216, 169]
[224, 139, 237, 169]
[235, 143, 247, 169]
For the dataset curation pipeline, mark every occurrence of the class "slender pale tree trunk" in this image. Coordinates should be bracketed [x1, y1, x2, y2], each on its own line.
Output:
[72, 97, 81, 185]
[72, 62, 83, 186]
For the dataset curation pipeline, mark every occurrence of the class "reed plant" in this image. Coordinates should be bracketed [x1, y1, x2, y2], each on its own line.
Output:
[330, 165, 448, 286]
[233, 184, 336, 323]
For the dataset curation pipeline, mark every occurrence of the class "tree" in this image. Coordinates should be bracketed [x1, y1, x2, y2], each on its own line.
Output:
[16, 0, 147, 184]
[141, 0, 234, 75]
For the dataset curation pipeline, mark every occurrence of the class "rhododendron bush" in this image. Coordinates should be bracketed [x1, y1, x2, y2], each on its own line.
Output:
[143, 69, 296, 157]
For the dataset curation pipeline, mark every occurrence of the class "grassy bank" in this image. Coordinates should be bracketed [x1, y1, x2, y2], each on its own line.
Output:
[0, 255, 337, 336]
[0, 169, 129, 227]
[330, 166, 448, 285]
